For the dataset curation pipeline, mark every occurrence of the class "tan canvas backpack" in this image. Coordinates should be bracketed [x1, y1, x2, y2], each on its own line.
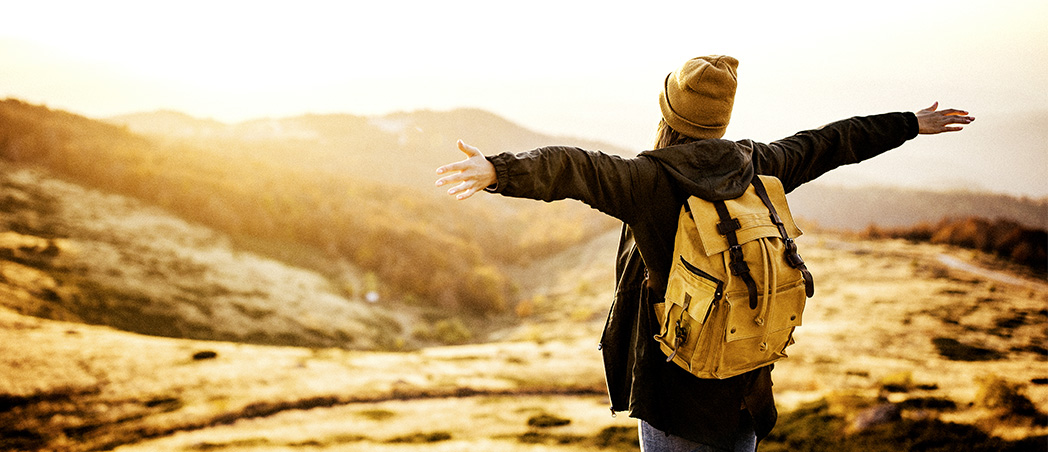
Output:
[654, 175, 814, 379]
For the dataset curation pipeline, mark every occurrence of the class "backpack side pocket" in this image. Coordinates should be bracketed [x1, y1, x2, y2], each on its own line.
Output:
[655, 256, 723, 373]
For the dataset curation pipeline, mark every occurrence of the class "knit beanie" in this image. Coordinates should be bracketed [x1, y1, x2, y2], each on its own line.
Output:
[659, 55, 739, 140]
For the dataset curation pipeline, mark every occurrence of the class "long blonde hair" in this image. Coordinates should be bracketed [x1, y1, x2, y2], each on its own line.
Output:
[653, 118, 698, 149]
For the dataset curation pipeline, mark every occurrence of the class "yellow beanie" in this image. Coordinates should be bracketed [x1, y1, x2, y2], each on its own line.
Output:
[659, 55, 739, 140]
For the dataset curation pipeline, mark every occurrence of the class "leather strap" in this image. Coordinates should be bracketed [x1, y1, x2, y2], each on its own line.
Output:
[751, 178, 815, 297]
[714, 199, 759, 309]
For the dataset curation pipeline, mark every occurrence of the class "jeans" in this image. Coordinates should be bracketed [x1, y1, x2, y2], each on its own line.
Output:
[638, 417, 757, 452]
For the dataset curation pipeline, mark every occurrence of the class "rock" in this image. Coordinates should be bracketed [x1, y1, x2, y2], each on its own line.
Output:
[192, 350, 218, 360]
[849, 403, 901, 433]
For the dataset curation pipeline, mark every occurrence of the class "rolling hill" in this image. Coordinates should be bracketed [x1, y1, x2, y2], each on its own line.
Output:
[1, 99, 625, 320]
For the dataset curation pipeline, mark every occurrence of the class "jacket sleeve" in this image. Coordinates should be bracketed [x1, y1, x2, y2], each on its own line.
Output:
[485, 146, 654, 224]
[749, 112, 919, 193]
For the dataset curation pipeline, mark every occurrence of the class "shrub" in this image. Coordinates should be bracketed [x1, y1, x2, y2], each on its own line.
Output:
[515, 298, 534, 318]
[385, 431, 451, 443]
[762, 396, 1035, 452]
[861, 216, 1047, 273]
[527, 413, 571, 428]
[879, 371, 914, 393]
[593, 426, 639, 450]
[356, 409, 396, 421]
[931, 337, 1004, 361]
[192, 350, 218, 360]
[412, 317, 473, 345]
[456, 265, 509, 314]
[975, 375, 1040, 417]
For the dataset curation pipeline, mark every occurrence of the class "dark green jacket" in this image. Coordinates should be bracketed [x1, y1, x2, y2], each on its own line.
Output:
[487, 112, 919, 449]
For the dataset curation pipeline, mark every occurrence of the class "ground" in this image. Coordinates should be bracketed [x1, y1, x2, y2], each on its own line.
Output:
[2, 229, 1045, 451]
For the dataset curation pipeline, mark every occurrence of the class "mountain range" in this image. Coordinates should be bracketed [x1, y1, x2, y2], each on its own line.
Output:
[107, 106, 1048, 231]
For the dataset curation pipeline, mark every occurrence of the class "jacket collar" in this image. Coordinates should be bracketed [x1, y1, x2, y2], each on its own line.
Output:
[639, 139, 755, 201]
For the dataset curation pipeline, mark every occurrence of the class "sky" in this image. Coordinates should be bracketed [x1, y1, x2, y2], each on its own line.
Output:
[2, 0, 1046, 197]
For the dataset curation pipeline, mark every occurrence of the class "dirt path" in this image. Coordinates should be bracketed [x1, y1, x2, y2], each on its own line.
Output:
[936, 254, 1047, 289]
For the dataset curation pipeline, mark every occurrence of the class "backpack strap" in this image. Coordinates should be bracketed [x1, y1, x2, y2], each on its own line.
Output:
[751, 178, 815, 297]
[713, 200, 760, 309]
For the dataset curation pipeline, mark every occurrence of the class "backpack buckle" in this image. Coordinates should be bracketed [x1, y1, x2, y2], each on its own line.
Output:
[717, 219, 741, 235]
[786, 252, 805, 268]
[728, 245, 749, 276]
[674, 319, 689, 344]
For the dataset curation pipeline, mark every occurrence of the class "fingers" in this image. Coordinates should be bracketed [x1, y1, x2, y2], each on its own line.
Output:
[436, 139, 494, 200]
[436, 140, 481, 175]
[942, 114, 974, 123]
[937, 111, 975, 127]
[435, 157, 481, 196]
[441, 180, 480, 200]
[438, 174, 483, 198]
[919, 101, 939, 113]
[450, 182, 480, 200]
[938, 115, 974, 132]
[435, 158, 481, 185]
[435, 172, 464, 187]
[435, 160, 467, 175]
[458, 139, 480, 158]
[916, 102, 974, 134]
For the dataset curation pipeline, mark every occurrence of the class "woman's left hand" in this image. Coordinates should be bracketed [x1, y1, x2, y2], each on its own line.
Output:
[916, 102, 974, 134]
[435, 140, 497, 200]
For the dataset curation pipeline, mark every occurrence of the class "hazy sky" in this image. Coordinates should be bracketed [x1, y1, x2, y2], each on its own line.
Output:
[2, 0, 1046, 197]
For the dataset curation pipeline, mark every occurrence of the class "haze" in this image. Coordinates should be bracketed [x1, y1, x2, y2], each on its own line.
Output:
[2, 0, 1046, 197]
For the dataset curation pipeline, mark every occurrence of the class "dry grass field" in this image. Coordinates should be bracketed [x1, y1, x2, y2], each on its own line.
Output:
[3, 230, 1046, 451]
[1, 167, 1046, 451]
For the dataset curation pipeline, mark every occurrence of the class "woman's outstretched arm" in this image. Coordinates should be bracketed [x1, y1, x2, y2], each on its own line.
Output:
[750, 103, 974, 193]
[435, 140, 657, 224]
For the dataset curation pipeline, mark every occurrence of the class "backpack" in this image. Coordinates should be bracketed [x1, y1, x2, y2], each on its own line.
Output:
[653, 175, 814, 379]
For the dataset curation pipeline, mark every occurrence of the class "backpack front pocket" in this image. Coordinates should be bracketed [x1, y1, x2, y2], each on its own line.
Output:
[718, 278, 807, 375]
[655, 256, 723, 372]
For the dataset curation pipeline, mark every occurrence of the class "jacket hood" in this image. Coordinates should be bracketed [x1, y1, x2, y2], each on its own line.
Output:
[639, 139, 755, 201]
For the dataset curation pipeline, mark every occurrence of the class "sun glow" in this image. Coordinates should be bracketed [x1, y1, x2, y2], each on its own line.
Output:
[2, 0, 1046, 196]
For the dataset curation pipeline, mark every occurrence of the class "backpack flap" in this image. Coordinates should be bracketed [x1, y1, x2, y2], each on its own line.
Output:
[687, 176, 802, 257]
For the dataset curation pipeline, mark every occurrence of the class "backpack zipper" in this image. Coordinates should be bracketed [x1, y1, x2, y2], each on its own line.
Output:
[679, 256, 724, 301]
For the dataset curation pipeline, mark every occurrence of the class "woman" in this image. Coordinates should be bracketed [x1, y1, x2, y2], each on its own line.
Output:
[435, 55, 972, 452]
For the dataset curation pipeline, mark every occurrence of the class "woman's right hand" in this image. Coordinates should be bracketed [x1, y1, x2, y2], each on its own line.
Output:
[435, 140, 497, 200]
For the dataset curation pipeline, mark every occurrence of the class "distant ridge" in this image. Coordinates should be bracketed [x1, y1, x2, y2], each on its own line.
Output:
[107, 109, 228, 137]
[106, 106, 1047, 232]
[105, 107, 634, 156]
[788, 182, 1048, 231]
